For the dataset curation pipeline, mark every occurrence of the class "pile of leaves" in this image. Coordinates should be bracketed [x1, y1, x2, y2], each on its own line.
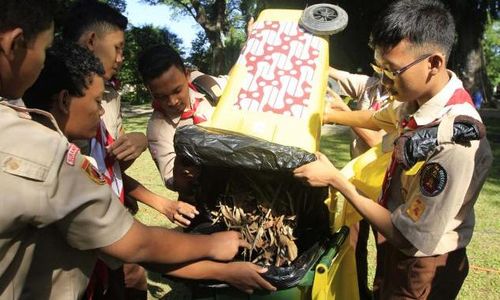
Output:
[211, 202, 298, 267]
[197, 170, 329, 268]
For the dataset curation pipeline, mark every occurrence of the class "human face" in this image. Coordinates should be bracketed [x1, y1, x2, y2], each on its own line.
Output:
[373, 39, 434, 103]
[64, 74, 105, 140]
[0, 23, 54, 99]
[91, 29, 125, 80]
[147, 66, 190, 116]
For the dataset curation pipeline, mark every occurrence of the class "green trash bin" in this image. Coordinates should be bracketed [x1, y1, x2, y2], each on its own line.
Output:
[166, 227, 349, 300]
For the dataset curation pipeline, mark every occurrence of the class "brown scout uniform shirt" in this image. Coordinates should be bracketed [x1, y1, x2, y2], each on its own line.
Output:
[147, 87, 214, 190]
[331, 69, 390, 157]
[0, 103, 134, 299]
[370, 72, 493, 256]
[101, 83, 123, 140]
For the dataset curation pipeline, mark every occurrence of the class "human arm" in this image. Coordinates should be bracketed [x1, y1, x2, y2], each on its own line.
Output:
[101, 220, 247, 264]
[324, 88, 381, 131]
[55, 151, 245, 265]
[293, 153, 411, 249]
[325, 89, 384, 147]
[328, 67, 373, 100]
[123, 174, 198, 226]
[145, 261, 276, 294]
[323, 109, 379, 130]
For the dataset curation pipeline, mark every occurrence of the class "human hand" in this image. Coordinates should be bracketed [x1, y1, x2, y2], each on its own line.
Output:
[162, 200, 199, 227]
[221, 262, 276, 294]
[208, 231, 250, 261]
[324, 88, 350, 124]
[293, 152, 341, 187]
[107, 132, 147, 161]
[327, 88, 350, 111]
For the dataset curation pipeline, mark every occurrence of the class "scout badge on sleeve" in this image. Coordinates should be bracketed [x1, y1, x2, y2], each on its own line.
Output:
[81, 158, 106, 185]
[420, 163, 447, 197]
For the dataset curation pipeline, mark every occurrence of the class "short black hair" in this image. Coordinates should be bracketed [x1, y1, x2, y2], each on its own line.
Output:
[0, 0, 55, 42]
[369, 0, 455, 59]
[62, 0, 128, 42]
[138, 44, 186, 84]
[23, 42, 105, 112]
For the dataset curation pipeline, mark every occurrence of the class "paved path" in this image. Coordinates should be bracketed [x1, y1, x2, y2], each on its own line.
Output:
[122, 103, 153, 118]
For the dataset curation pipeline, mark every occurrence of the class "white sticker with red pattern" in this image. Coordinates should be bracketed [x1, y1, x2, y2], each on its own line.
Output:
[235, 21, 321, 118]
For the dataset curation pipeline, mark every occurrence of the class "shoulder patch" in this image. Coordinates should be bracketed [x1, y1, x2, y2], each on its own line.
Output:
[406, 197, 426, 222]
[66, 143, 80, 166]
[81, 158, 106, 185]
[420, 163, 447, 197]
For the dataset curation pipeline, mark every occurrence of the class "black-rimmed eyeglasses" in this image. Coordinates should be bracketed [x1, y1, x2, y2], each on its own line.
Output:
[371, 53, 432, 80]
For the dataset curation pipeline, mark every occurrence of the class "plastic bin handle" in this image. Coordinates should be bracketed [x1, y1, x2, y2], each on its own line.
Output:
[317, 226, 349, 273]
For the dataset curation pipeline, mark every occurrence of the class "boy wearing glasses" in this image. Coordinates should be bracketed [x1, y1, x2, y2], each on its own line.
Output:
[294, 0, 492, 298]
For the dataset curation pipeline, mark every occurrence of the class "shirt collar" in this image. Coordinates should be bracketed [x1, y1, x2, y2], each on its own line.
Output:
[411, 71, 463, 126]
[189, 85, 205, 105]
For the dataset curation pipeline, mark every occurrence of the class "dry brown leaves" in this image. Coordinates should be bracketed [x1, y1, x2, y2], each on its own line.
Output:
[211, 203, 298, 267]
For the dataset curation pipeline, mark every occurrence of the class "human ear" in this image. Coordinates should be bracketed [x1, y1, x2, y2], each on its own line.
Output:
[57, 90, 71, 114]
[79, 31, 97, 51]
[429, 54, 445, 75]
[0, 28, 25, 60]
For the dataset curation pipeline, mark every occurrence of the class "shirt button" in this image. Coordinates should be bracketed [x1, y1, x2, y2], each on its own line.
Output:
[6, 158, 19, 170]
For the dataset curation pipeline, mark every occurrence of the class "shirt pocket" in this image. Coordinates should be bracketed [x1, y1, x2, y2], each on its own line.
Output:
[2, 156, 49, 182]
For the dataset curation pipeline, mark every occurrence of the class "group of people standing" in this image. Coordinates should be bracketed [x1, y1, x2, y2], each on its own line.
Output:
[0, 1, 274, 299]
[0, 0, 493, 299]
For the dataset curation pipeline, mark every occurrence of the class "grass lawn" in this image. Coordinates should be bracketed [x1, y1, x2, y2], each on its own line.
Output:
[123, 110, 499, 299]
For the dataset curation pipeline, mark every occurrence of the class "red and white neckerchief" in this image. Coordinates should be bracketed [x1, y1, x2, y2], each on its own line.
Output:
[86, 120, 125, 299]
[152, 82, 207, 125]
[377, 89, 474, 208]
[90, 120, 124, 204]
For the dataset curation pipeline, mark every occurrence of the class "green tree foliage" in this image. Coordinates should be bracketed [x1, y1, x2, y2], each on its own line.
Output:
[187, 23, 247, 74]
[119, 25, 184, 104]
[142, 0, 256, 75]
[484, 20, 500, 87]
[188, 32, 211, 72]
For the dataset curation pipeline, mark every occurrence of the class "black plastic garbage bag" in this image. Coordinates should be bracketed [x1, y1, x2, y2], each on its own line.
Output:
[394, 115, 486, 170]
[174, 125, 318, 172]
[173, 125, 331, 289]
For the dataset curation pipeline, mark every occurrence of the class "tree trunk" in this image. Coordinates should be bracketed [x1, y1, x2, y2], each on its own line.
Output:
[445, 0, 490, 104]
[207, 31, 226, 75]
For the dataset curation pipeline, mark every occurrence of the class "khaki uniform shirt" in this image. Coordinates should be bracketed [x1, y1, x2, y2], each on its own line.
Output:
[332, 70, 389, 157]
[370, 72, 493, 256]
[147, 88, 214, 190]
[101, 83, 123, 140]
[0, 104, 134, 299]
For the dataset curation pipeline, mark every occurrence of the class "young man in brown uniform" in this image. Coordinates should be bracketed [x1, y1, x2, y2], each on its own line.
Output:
[294, 0, 493, 298]
[62, 4, 201, 297]
[138, 44, 219, 195]
[63, 0, 146, 161]
[0, 2, 244, 299]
